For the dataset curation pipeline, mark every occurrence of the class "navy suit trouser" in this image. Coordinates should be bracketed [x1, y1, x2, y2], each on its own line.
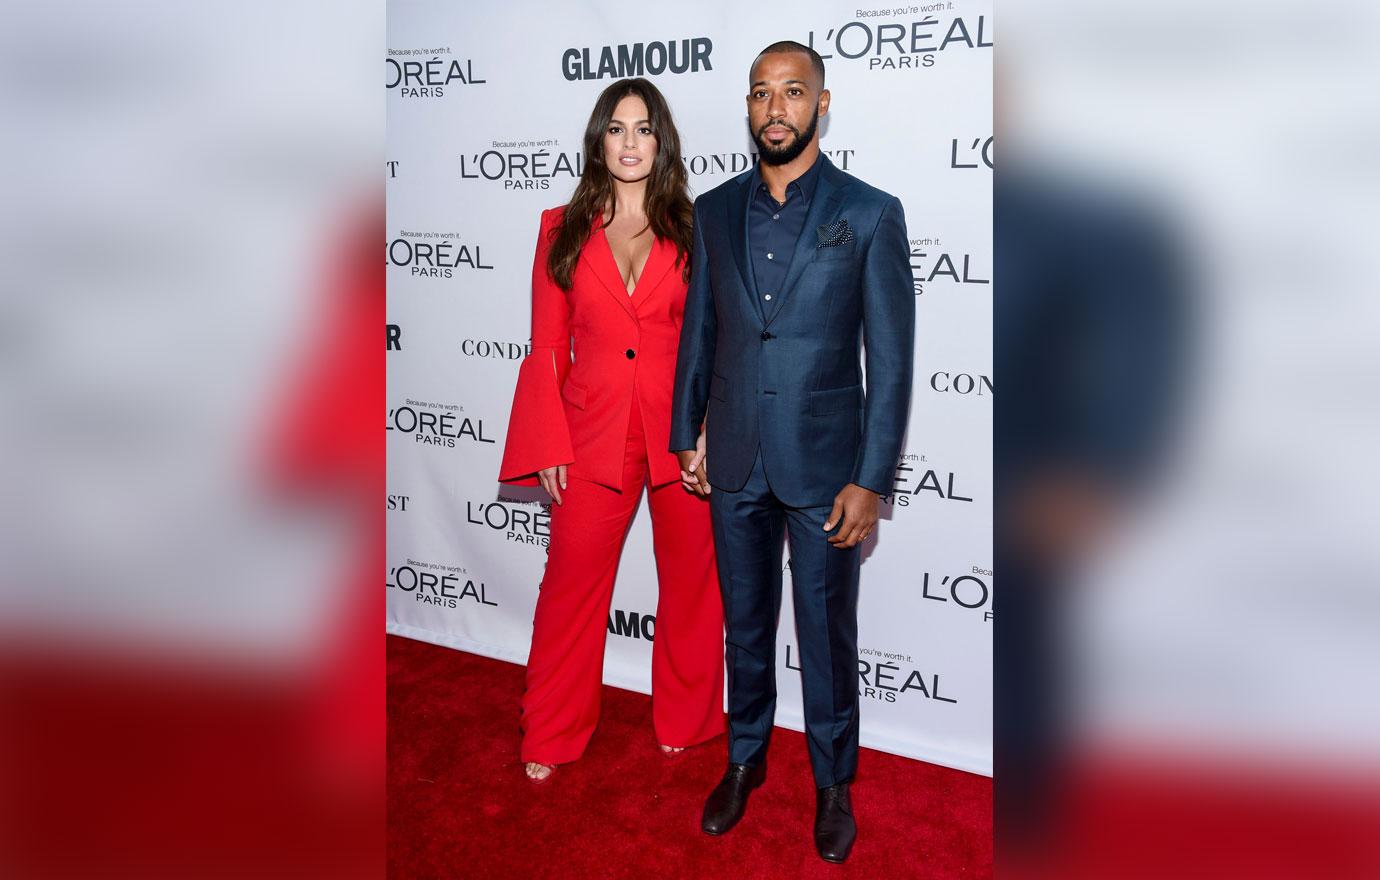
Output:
[709, 449, 861, 788]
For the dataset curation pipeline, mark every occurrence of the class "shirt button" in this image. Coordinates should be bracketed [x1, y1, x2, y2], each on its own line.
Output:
[764, 294, 772, 301]
[766, 252, 774, 260]
[625, 349, 635, 359]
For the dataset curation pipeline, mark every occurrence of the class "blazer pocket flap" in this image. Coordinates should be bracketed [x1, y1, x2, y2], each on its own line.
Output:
[709, 373, 728, 402]
[810, 384, 862, 415]
[561, 379, 587, 410]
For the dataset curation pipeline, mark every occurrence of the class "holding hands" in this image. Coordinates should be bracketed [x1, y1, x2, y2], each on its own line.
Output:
[678, 430, 710, 496]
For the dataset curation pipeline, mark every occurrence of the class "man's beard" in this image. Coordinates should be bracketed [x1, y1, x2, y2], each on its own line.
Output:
[753, 112, 819, 166]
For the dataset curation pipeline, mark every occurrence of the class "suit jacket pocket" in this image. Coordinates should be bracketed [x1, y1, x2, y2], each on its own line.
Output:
[809, 384, 862, 416]
[561, 379, 588, 410]
[813, 240, 857, 262]
[709, 373, 728, 402]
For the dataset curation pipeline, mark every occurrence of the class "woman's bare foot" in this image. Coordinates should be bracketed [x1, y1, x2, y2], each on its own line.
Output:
[524, 761, 555, 782]
[659, 744, 686, 755]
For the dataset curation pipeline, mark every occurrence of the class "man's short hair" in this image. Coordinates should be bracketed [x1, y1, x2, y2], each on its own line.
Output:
[754, 40, 826, 89]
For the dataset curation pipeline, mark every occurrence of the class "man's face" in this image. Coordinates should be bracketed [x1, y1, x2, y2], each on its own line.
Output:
[747, 51, 829, 166]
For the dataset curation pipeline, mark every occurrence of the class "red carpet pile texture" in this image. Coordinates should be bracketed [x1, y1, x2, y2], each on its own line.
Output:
[388, 634, 992, 879]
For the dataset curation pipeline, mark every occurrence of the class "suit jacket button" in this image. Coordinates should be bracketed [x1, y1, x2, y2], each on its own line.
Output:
[625, 349, 636, 359]
[760, 331, 773, 341]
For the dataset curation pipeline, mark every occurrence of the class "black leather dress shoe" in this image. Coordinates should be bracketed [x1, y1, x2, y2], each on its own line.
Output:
[701, 762, 767, 835]
[814, 782, 857, 863]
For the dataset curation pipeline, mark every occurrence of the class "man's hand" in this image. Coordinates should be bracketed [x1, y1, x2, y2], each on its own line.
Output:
[676, 431, 710, 496]
[537, 465, 567, 505]
[824, 483, 879, 548]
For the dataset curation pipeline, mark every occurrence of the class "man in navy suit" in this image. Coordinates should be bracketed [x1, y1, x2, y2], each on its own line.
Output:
[670, 41, 914, 863]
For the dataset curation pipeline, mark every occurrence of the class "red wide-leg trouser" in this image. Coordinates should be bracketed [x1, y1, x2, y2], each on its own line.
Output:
[519, 405, 725, 765]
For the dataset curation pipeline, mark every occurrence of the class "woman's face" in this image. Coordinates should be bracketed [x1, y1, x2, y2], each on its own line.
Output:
[603, 94, 657, 184]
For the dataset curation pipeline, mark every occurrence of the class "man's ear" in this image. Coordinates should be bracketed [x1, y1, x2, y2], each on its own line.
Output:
[818, 88, 831, 117]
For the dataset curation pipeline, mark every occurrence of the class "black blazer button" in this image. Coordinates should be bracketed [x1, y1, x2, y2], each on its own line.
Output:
[625, 349, 635, 359]
[760, 331, 773, 341]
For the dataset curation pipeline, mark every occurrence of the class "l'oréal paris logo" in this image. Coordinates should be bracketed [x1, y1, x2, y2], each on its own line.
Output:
[921, 568, 994, 622]
[386, 49, 486, 97]
[466, 496, 551, 548]
[387, 399, 495, 448]
[881, 454, 974, 507]
[806, 14, 991, 72]
[387, 232, 494, 277]
[787, 645, 957, 704]
[951, 136, 993, 170]
[460, 144, 583, 190]
[909, 238, 990, 295]
[387, 559, 497, 610]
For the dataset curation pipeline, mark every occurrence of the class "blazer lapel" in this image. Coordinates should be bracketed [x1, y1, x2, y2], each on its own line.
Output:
[582, 225, 639, 323]
[726, 174, 767, 327]
[630, 235, 677, 312]
[768, 161, 849, 327]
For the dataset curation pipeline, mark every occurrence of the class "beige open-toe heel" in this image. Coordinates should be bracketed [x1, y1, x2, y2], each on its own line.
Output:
[658, 744, 687, 758]
[524, 761, 557, 784]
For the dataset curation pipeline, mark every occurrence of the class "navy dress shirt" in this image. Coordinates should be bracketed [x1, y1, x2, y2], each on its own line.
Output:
[748, 152, 824, 318]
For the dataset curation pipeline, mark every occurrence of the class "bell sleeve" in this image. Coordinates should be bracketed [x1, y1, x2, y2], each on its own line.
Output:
[498, 209, 576, 485]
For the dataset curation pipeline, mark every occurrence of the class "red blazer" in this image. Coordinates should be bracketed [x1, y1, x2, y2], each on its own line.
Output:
[499, 206, 691, 490]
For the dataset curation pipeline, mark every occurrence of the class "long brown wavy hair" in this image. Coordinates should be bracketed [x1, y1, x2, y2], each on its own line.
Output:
[548, 78, 694, 290]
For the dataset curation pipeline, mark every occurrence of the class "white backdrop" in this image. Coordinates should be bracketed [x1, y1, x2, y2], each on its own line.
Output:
[386, 0, 992, 775]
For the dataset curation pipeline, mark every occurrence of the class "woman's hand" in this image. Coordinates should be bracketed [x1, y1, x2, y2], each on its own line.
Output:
[538, 465, 568, 505]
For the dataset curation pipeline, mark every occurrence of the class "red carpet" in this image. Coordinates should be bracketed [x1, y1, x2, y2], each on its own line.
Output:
[387, 634, 992, 879]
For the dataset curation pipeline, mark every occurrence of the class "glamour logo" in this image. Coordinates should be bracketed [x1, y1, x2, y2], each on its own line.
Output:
[387, 324, 402, 350]
[562, 37, 712, 81]
[882, 457, 974, 506]
[386, 54, 486, 97]
[387, 235, 493, 277]
[806, 15, 992, 71]
[387, 494, 410, 512]
[607, 609, 656, 641]
[929, 372, 992, 396]
[787, 645, 956, 704]
[387, 561, 497, 610]
[461, 339, 531, 360]
[950, 136, 993, 170]
[466, 497, 550, 547]
[460, 150, 583, 190]
[387, 402, 495, 448]
[921, 569, 993, 622]
[910, 244, 990, 295]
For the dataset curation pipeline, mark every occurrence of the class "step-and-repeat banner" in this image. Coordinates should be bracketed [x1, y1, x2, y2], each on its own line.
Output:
[386, 0, 992, 775]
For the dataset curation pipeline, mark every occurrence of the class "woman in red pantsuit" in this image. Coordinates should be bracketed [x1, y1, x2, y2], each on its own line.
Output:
[498, 78, 724, 783]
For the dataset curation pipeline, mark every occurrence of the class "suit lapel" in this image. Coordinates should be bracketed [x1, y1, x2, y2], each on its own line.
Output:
[767, 161, 849, 327]
[630, 235, 677, 313]
[582, 225, 638, 323]
[726, 174, 767, 327]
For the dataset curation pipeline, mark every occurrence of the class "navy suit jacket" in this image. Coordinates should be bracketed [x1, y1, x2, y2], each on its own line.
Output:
[670, 156, 915, 508]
